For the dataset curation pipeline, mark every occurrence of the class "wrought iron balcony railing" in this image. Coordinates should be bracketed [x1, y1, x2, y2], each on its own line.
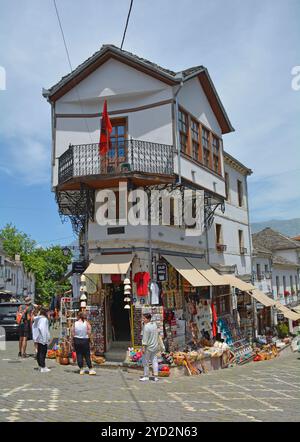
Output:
[58, 139, 175, 185]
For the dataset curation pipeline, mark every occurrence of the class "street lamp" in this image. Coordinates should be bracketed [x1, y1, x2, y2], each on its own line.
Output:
[62, 247, 71, 257]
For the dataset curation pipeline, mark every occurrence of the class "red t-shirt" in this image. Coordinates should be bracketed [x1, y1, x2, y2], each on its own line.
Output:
[134, 272, 150, 297]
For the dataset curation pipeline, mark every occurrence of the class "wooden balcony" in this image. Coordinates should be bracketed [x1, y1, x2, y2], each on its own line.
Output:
[58, 139, 175, 190]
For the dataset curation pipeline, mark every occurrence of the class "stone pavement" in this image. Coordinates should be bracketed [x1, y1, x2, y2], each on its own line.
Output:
[0, 340, 299, 422]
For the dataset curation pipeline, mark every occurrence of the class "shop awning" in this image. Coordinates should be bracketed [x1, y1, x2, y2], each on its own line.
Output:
[185, 257, 228, 286]
[84, 254, 133, 275]
[162, 255, 212, 287]
[292, 305, 300, 314]
[247, 289, 276, 307]
[274, 302, 300, 321]
[221, 274, 256, 291]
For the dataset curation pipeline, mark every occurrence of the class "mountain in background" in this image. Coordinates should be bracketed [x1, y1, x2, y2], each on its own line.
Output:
[251, 218, 300, 237]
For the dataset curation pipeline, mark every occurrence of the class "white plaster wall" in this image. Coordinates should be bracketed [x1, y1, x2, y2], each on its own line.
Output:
[207, 216, 252, 276]
[224, 164, 248, 210]
[178, 77, 222, 136]
[273, 249, 300, 265]
[252, 257, 272, 295]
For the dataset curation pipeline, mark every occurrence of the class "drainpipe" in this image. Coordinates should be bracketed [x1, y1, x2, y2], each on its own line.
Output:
[245, 175, 257, 338]
[173, 74, 184, 184]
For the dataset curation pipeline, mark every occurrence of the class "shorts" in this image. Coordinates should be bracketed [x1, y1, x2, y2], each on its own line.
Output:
[19, 323, 30, 338]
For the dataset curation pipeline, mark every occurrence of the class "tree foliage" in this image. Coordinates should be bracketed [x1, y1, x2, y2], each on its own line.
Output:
[0, 224, 72, 305]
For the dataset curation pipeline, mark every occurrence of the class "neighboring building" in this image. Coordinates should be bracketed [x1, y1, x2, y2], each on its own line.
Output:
[208, 151, 252, 279]
[0, 243, 35, 300]
[252, 228, 300, 332]
[42, 45, 265, 351]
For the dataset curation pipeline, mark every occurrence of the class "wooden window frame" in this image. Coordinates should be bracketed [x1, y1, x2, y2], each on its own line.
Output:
[225, 172, 229, 200]
[178, 108, 189, 155]
[177, 105, 222, 176]
[212, 135, 221, 175]
[191, 117, 201, 162]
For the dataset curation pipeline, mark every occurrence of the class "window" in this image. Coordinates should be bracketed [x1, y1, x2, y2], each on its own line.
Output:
[290, 275, 294, 293]
[283, 276, 286, 292]
[178, 109, 188, 154]
[265, 265, 268, 273]
[212, 135, 220, 173]
[202, 127, 210, 167]
[237, 180, 243, 207]
[109, 119, 126, 160]
[238, 230, 244, 249]
[225, 172, 229, 200]
[276, 276, 280, 296]
[191, 119, 200, 161]
[256, 264, 261, 281]
[216, 224, 222, 244]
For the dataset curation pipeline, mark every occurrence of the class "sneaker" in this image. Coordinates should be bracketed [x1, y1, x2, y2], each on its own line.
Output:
[40, 367, 51, 373]
[139, 376, 149, 382]
[79, 369, 85, 375]
[89, 369, 96, 375]
[152, 377, 159, 382]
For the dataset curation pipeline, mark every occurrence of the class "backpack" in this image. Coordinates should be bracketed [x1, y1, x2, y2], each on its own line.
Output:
[16, 306, 28, 325]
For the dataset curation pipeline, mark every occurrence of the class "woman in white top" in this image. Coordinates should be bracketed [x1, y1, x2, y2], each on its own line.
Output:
[33, 307, 51, 373]
[72, 311, 96, 375]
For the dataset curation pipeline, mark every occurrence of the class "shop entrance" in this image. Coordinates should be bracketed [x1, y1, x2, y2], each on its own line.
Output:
[110, 285, 131, 342]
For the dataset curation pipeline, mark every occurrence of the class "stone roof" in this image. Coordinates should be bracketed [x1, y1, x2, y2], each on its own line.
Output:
[46, 44, 205, 97]
[252, 228, 300, 251]
[252, 244, 273, 256]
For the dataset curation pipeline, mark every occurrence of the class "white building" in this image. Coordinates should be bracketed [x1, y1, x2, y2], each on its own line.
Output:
[252, 228, 300, 332]
[208, 151, 252, 279]
[43, 45, 260, 351]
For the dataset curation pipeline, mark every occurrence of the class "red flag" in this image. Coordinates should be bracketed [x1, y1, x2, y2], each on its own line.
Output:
[99, 100, 112, 156]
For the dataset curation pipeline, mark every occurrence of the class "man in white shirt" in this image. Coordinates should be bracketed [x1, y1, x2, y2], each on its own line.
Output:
[140, 313, 160, 382]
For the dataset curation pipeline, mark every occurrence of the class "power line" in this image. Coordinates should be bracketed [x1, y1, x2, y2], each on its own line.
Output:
[52, 0, 93, 144]
[121, 0, 134, 50]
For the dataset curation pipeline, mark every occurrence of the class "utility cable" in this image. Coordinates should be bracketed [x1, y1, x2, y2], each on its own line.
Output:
[121, 0, 134, 50]
[53, 0, 93, 144]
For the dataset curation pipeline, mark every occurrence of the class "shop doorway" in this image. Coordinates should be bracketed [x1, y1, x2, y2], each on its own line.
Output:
[110, 285, 131, 342]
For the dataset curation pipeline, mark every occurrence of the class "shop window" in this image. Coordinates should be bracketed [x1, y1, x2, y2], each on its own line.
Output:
[237, 180, 243, 207]
[178, 108, 188, 154]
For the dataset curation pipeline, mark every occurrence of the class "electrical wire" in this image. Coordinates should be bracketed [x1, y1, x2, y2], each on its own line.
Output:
[121, 0, 134, 50]
[53, 0, 93, 144]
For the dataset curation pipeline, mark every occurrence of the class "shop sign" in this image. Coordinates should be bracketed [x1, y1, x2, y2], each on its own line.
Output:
[277, 313, 284, 321]
[156, 263, 168, 282]
[72, 261, 87, 274]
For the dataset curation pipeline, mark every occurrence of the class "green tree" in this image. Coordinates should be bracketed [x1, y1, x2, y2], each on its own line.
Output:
[0, 225, 72, 305]
[0, 223, 36, 258]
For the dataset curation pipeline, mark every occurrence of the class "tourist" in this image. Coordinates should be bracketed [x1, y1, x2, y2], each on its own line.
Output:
[17, 296, 34, 358]
[32, 305, 41, 359]
[72, 311, 96, 375]
[140, 313, 160, 382]
[34, 307, 51, 373]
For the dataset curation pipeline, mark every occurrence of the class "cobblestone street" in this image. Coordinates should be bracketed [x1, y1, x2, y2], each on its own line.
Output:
[0, 341, 299, 422]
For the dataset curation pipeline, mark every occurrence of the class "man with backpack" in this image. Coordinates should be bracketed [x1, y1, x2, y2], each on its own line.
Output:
[17, 296, 33, 358]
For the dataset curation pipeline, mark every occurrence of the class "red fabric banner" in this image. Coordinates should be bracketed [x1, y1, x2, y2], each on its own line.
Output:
[99, 100, 112, 156]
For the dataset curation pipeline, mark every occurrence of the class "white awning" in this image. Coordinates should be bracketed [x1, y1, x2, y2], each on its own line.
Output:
[185, 257, 228, 286]
[222, 274, 256, 291]
[84, 254, 133, 275]
[274, 302, 300, 321]
[247, 289, 276, 307]
[162, 255, 212, 287]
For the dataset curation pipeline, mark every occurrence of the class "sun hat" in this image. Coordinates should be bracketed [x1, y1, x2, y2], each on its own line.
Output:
[25, 296, 32, 304]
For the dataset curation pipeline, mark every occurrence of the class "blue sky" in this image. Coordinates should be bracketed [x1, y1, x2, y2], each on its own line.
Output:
[0, 0, 299, 246]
